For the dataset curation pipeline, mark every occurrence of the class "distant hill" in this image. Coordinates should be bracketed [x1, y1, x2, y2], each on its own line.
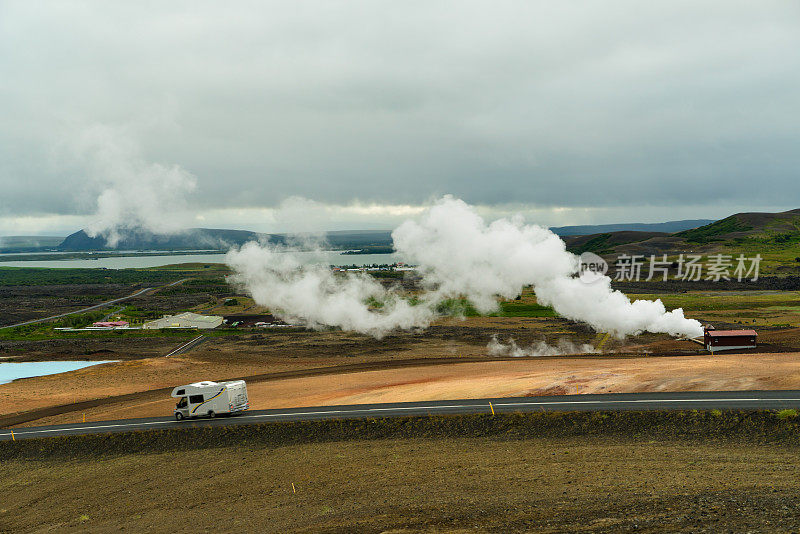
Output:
[563, 231, 674, 255]
[674, 209, 800, 244]
[563, 209, 800, 275]
[54, 218, 717, 253]
[550, 219, 714, 236]
[58, 228, 263, 251]
[0, 236, 65, 253]
[57, 228, 394, 252]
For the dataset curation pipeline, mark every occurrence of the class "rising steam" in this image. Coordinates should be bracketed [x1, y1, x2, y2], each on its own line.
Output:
[487, 335, 597, 357]
[72, 125, 197, 247]
[225, 242, 434, 338]
[227, 195, 703, 338]
[394, 196, 703, 338]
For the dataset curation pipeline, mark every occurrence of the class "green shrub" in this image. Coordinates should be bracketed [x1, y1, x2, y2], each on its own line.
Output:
[0, 267, 186, 286]
[53, 309, 109, 329]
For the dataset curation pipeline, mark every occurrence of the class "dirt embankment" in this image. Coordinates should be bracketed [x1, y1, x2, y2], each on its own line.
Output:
[3, 413, 800, 532]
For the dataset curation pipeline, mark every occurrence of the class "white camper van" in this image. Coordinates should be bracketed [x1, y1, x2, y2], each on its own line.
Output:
[171, 380, 249, 420]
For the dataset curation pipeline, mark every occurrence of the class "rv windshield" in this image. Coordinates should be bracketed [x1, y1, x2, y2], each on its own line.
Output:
[176, 397, 188, 408]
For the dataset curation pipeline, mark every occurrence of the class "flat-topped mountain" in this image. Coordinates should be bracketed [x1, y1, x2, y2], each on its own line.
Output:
[57, 228, 394, 252]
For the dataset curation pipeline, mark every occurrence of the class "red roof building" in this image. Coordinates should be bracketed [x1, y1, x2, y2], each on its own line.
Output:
[91, 321, 129, 328]
[703, 327, 757, 353]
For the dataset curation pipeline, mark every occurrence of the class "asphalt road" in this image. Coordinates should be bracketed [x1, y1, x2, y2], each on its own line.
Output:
[164, 334, 207, 357]
[3, 390, 800, 441]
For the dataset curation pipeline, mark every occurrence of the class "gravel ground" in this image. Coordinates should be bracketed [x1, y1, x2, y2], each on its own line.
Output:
[2, 436, 799, 532]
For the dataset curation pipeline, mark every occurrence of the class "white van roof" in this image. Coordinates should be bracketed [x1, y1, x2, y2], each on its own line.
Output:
[171, 380, 246, 397]
[188, 381, 219, 387]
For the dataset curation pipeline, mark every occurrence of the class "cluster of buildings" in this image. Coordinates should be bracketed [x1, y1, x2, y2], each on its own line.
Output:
[55, 312, 225, 332]
[332, 262, 415, 273]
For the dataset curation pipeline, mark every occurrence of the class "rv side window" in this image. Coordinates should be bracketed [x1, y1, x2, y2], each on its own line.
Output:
[176, 389, 185, 396]
[189, 394, 204, 404]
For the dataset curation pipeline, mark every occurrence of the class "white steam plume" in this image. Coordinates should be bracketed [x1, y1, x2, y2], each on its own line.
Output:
[225, 241, 434, 338]
[72, 125, 197, 247]
[487, 335, 598, 357]
[227, 195, 703, 338]
[393, 196, 703, 338]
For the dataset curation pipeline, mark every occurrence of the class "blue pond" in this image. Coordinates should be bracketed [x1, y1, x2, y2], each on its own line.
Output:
[0, 361, 116, 385]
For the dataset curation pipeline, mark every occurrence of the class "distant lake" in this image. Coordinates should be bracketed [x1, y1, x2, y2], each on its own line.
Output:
[0, 251, 400, 269]
[0, 361, 117, 385]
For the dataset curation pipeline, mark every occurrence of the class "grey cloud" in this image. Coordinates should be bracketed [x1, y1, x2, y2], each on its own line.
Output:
[1, 1, 799, 223]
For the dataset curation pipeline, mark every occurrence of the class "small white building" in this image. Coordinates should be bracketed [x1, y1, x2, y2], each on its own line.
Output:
[143, 312, 223, 330]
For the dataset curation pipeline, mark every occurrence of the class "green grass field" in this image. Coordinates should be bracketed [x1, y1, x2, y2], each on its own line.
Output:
[627, 290, 800, 312]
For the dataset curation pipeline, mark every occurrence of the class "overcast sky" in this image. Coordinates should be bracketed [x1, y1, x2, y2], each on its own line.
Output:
[1, 1, 799, 236]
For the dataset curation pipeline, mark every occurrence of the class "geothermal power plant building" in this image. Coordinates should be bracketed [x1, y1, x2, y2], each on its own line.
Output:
[143, 312, 223, 330]
[703, 327, 758, 353]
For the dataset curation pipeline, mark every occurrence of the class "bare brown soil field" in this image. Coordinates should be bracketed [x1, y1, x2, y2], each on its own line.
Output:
[0, 315, 658, 424]
[0, 336, 192, 362]
[2, 435, 799, 532]
[19, 349, 800, 427]
[0, 323, 515, 426]
[3, 313, 800, 428]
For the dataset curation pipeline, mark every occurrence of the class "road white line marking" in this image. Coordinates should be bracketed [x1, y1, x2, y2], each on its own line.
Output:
[165, 335, 205, 357]
[0, 420, 178, 436]
[3, 397, 799, 438]
[0, 405, 480, 436]
[234, 404, 474, 420]
[496, 398, 766, 406]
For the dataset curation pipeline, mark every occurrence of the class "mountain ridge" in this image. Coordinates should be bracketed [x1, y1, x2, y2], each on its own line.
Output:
[56, 228, 396, 252]
[562, 208, 800, 275]
[54, 219, 716, 252]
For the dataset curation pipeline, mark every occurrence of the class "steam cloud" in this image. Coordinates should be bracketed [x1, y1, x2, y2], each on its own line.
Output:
[227, 196, 703, 338]
[225, 243, 434, 337]
[487, 335, 597, 357]
[72, 125, 197, 247]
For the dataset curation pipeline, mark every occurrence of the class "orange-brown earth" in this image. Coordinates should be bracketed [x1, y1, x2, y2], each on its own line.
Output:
[4, 322, 800, 428]
[13, 350, 800, 427]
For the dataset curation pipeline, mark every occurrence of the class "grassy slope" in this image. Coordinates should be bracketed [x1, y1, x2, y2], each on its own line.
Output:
[565, 209, 800, 275]
[628, 290, 800, 312]
[625, 290, 800, 328]
[674, 214, 754, 243]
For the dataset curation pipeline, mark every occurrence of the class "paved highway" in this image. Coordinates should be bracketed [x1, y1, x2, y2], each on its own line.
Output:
[3, 390, 800, 441]
[164, 334, 207, 357]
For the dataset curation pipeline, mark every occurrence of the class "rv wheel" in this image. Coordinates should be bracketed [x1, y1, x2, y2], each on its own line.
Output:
[208, 411, 216, 418]
[175, 412, 184, 421]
